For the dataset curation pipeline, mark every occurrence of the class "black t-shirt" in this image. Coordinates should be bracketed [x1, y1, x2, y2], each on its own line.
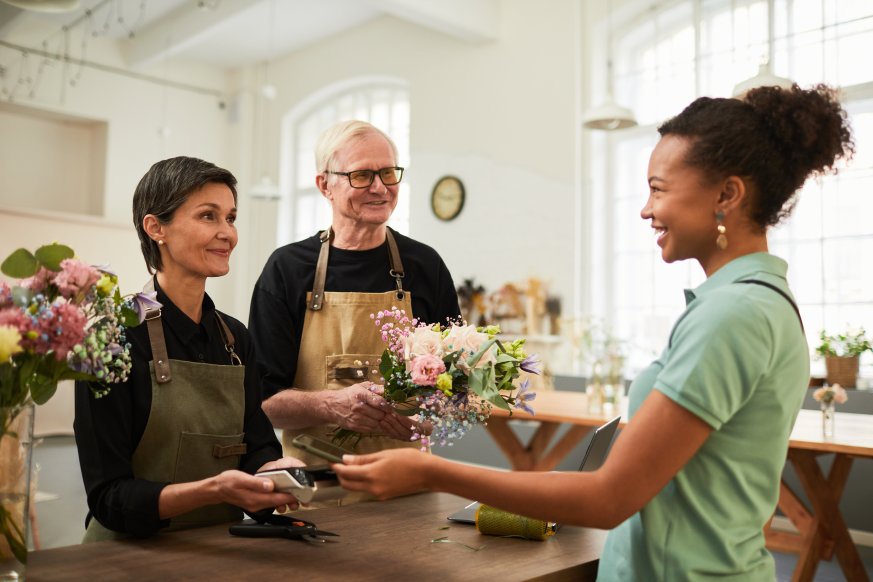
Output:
[249, 228, 461, 399]
[74, 278, 282, 537]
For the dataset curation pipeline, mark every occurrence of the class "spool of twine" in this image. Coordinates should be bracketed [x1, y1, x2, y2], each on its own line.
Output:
[475, 504, 556, 541]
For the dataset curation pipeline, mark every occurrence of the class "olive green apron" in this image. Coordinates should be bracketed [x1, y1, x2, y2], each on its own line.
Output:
[83, 284, 247, 542]
[283, 228, 421, 506]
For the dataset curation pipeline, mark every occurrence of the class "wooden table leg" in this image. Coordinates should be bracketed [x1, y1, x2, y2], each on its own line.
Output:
[764, 480, 814, 554]
[787, 451, 867, 582]
[485, 419, 592, 471]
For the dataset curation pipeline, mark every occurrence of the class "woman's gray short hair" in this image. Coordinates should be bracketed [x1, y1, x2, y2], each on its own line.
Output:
[314, 120, 398, 174]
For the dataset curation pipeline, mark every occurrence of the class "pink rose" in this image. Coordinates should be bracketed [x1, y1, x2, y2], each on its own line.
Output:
[53, 259, 100, 300]
[410, 354, 446, 386]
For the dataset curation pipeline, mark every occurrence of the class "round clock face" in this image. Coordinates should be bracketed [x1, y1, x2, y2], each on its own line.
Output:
[431, 176, 465, 221]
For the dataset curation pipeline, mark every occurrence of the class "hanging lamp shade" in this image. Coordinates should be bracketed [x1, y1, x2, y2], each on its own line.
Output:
[0, 0, 79, 12]
[583, 95, 638, 130]
[732, 63, 794, 97]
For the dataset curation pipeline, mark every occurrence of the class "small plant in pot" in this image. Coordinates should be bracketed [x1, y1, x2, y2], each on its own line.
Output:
[816, 328, 872, 388]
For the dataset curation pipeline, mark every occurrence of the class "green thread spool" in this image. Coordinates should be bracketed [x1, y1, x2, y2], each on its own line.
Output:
[475, 504, 556, 541]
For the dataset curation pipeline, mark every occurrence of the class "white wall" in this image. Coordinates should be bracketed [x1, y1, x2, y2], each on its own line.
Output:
[249, 0, 581, 320]
[1, 0, 584, 326]
[0, 31, 240, 311]
[0, 103, 105, 215]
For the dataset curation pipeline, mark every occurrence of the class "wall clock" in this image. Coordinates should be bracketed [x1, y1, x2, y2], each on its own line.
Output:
[431, 175, 465, 221]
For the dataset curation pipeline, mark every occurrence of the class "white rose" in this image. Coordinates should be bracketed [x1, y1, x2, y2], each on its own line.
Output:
[443, 324, 493, 367]
[404, 326, 443, 362]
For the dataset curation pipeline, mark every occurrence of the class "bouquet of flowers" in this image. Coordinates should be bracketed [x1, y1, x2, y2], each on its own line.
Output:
[334, 307, 540, 450]
[0, 243, 148, 568]
[0, 243, 151, 407]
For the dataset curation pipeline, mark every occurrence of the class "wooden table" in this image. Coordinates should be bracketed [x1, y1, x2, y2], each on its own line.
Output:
[487, 391, 873, 581]
[27, 492, 607, 581]
[764, 409, 873, 582]
[487, 390, 623, 470]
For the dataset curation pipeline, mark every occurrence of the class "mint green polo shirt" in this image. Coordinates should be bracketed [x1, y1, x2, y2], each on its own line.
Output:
[598, 253, 809, 581]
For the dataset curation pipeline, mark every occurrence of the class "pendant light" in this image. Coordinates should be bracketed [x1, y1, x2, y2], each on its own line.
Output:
[0, 0, 79, 12]
[250, 0, 279, 200]
[731, 0, 794, 97]
[583, 0, 637, 131]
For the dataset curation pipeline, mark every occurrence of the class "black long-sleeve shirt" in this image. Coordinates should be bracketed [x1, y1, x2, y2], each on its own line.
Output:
[74, 279, 282, 537]
[248, 228, 462, 399]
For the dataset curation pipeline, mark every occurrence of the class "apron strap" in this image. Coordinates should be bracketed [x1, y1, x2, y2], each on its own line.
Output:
[385, 228, 406, 301]
[309, 229, 332, 311]
[308, 227, 407, 310]
[214, 313, 242, 366]
[143, 278, 172, 384]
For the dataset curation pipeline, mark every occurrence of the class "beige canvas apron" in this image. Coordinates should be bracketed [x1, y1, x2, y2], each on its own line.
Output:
[283, 228, 420, 505]
[83, 284, 247, 542]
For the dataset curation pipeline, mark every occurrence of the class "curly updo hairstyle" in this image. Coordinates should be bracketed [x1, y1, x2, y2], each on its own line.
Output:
[658, 84, 854, 228]
[132, 156, 238, 273]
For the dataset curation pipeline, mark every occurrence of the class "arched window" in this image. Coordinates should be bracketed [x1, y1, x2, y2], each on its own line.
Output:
[278, 78, 410, 245]
[591, 0, 873, 377]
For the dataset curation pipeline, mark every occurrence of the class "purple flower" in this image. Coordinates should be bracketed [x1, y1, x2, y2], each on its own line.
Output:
[132, 291, 162, 323]
[513, 379, 536, 415]
[520, 353, 542, 375]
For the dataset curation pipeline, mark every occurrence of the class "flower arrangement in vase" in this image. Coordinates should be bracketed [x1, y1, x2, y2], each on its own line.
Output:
[812, 383, 848, 439]
[815, 328, 871, 388]
[0, 243, 147, 577]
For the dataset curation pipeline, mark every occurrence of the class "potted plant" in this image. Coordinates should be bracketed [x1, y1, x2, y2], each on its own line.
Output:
[815, 328, 872, 388]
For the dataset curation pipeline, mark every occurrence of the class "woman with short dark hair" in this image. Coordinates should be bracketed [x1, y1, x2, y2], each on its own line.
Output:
[75, 156, 302, 541]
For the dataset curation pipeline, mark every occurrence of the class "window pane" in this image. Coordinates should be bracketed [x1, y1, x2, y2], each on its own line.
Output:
[600, 0, 873, 367]
[288, 85, 410, 242]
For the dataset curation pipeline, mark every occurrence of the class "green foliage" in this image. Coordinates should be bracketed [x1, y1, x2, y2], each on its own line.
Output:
[816, 328, 872, 358]
[0, 243, 74, 278]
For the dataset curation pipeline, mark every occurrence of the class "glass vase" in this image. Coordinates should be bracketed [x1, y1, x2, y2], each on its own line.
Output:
[820, 400, 836, 440]
[0, 404, 35, 581]
[586, 381, 604, 414]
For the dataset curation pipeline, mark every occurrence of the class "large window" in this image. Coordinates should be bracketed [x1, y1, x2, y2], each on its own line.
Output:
[593, 0, 873, 378]
[280, 82, 410, 245]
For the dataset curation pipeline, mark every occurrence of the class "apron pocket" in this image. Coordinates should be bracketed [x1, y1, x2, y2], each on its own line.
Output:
[324, 353, 383, 391]
[173, 432, 245, 484]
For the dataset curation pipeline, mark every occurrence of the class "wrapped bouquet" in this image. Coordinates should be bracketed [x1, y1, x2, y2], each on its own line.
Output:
[334, 307, 540, 450]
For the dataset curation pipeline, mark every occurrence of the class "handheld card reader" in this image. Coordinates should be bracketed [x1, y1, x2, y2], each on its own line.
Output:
[256, 467, 344, 504]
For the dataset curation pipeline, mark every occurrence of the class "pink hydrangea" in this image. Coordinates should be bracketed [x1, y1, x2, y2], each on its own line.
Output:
[31, 301, 86, 360]
[53, 259, 101, 300]
[0, 307, 30, 336]
[410, 354, 446, 386]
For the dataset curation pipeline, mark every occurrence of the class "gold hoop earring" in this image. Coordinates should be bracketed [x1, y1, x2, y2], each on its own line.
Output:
[715, 211, 728, 250]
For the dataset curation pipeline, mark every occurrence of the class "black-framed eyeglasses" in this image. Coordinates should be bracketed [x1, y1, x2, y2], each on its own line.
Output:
[327, 167, 404, 188]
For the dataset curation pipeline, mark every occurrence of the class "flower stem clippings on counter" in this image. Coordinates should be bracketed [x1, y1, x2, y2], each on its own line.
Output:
[0, 243, 153, 408]
[333, 307, 540, 450]
[812, 383, 849, 406]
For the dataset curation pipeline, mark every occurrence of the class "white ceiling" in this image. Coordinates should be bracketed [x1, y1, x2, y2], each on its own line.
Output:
[0, 0, 499, 69]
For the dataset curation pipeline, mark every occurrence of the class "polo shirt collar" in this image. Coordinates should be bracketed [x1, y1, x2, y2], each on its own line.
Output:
[153, 277, 217, 343]
[683, 252, 788, 306]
